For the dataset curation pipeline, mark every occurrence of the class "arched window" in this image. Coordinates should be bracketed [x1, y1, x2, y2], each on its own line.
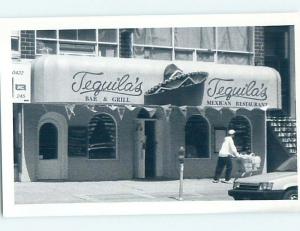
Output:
[228, 116, 252, 153]
[39, 123, 58, 159]
[185, 115, 210, 158]
[88, 114, 116, 159]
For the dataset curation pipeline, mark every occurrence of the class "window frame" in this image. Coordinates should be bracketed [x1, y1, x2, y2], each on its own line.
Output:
[34, 27, 254, 63]
[38, 122, 58, 160]
[35, 29, 120, 57]
[11, 31, 21, 59]
[87, 113, 118, 160]
[132, 28, 173, 60]
[185, 114, 211, 159]
[132, 27, 255, 64]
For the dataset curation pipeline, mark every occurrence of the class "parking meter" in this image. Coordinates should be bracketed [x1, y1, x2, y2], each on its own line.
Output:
[178, 146, 185, 164]
[178, 146, 185, 200]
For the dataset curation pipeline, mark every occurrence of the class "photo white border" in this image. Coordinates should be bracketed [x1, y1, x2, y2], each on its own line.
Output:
[1, 12, 300, 217]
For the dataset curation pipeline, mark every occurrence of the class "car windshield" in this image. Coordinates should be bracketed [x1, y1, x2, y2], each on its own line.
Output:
[275, 156, 297, 172]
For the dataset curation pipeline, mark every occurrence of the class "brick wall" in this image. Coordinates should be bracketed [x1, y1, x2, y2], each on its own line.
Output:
[119, 29, 133, 58]
[254, 26, 265, 66]
[20, 30, 35, 59]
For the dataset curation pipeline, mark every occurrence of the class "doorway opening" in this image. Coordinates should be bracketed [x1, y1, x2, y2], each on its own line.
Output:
[135, 108, 157, 179]
[145, 120, 156, 178]
[264, 26, 293, 116]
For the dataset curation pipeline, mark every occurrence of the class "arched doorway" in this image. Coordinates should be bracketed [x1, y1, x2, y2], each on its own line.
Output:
[37, 112, 68, 180]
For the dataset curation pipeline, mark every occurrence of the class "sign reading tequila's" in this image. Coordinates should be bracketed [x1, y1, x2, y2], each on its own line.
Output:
[71, 71, 143, 103]
[205, 78, 269, 108]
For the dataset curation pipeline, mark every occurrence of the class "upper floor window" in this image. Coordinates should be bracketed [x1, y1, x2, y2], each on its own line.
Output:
[98, 29, 118, 57]
[35, 29, 119, 57]
[133, 27, 254, 65]
[11, 31, 20, 59]
[133, 28, 172, 60]
[174, 27, 215, 62]
[34, 27, 253, 64]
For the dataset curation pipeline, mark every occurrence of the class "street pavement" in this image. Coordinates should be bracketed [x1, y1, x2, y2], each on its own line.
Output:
[15, 178, 234, 204]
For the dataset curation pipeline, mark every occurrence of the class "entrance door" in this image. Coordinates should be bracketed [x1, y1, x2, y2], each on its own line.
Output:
[135, 120, 146, 178]
[135, 119, 156, 178]
[145, 120, 156, 178]
[37, 123, 62, 180]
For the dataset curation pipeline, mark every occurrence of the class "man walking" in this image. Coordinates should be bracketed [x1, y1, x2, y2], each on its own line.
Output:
[213, 129, 240, 183]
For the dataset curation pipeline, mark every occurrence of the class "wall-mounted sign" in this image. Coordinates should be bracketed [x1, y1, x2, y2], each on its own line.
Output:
[12, 63, 31, 103]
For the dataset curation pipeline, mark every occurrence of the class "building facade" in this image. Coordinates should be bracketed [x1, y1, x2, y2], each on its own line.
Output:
[13, 26, 295, 116]
[12, 26, 297, 181]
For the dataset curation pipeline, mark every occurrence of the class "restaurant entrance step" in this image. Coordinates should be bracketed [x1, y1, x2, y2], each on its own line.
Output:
[267, 116, 297, 171]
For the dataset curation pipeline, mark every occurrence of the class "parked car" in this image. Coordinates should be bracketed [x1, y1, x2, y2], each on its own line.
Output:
[228, 155, 297, 200]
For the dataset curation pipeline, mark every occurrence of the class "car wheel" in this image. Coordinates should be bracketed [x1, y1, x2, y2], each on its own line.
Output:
[283, 189, 298, 200]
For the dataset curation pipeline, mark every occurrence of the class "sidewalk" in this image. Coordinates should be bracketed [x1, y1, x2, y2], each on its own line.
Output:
[15, 179, 234, 204]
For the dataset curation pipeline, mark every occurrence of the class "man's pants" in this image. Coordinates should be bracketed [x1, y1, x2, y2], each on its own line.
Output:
[214, 156, 233, 181]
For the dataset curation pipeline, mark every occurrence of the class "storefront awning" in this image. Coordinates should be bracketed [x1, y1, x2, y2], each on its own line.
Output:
[31, 55, 281, 109]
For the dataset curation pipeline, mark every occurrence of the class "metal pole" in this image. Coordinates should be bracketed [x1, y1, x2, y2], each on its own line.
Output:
[263, 109, 267, 174]
[179, 163, 184, 200]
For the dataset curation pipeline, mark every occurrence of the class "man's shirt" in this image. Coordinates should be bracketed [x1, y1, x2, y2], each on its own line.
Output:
[219, 136, 239, 157]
